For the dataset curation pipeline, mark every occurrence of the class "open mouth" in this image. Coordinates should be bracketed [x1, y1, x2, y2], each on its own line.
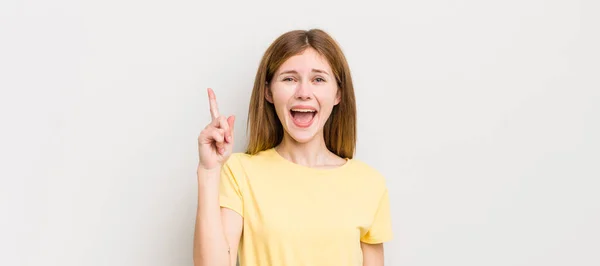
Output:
[290, 108, 317, 127]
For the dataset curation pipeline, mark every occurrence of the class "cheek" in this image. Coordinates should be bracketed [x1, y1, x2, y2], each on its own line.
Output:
[270, 87, 293, 118]
[271, 89, 292, 106]
[315, 87, 339, 104]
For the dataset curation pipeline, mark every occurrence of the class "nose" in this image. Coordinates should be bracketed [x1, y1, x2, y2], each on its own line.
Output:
[294, 80, 313, 100]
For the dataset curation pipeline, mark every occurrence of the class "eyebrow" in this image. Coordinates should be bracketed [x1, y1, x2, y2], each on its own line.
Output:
[278, 69, 330, 76]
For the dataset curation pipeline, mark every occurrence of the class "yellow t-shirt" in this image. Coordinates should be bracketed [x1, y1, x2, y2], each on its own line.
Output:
[219, 148, 393, 266]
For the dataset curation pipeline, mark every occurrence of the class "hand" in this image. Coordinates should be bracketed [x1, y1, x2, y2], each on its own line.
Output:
[197, 88, 235, 171]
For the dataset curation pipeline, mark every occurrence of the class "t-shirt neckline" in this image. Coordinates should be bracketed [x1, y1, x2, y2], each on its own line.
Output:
[266, 148, 352, 174]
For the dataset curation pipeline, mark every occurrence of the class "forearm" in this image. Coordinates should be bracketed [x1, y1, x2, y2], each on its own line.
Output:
[193, 167, 230, 266]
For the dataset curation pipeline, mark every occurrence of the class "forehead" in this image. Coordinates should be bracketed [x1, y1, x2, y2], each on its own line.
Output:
[277, 48, 332, 73]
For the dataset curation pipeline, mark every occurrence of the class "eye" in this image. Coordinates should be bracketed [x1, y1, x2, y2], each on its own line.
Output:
[314, 77, 326, 83]
[282, 77, 295, 82]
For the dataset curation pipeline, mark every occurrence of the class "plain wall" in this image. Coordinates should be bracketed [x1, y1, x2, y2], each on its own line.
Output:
[1, 0, 599, 265]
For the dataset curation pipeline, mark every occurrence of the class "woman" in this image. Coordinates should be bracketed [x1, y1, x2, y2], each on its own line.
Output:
[194, 29, 392, 266]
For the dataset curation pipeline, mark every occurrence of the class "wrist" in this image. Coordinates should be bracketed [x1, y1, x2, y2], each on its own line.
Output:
[197, 164, 221, 173]
[197, 165, 222, 181]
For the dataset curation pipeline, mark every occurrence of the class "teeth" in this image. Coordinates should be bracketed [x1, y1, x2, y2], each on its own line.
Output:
[291, 109, 316, 112]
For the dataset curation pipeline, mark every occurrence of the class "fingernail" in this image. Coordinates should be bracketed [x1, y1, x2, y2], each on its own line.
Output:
[219, 148, 225, 154]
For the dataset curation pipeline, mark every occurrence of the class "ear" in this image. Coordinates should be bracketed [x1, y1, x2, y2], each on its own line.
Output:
[334, 87, 341, 105]
[265, 81, 274, 103]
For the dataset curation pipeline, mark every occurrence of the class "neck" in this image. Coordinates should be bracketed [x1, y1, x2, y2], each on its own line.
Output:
[275, 132, 334, 168]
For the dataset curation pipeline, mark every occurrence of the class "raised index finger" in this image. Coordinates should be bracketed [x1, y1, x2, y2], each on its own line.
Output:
[207, 88, 220, 120]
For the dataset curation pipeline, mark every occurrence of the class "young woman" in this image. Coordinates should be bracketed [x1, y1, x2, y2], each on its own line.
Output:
[194, 29, 392, 266]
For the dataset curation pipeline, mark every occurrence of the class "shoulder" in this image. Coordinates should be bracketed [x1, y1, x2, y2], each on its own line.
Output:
[223, 149, 274, 169]
[225, 152, 251, 163]
[221, 149, 281, 184]
[223, 152, 250, 169]
[346, 159, 388, 191]
[349, 159, 386, 181]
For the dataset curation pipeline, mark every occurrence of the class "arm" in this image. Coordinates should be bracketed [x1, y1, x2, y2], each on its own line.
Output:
[221, 207, 243, 264]
[361, 187, 392, 266]
[194, 88, 241, 265]
[361, 242, 384, 266]
[193, 168, 243, 266]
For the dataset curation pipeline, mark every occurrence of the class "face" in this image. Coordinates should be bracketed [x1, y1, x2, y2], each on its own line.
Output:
[266, 48, 341, 144]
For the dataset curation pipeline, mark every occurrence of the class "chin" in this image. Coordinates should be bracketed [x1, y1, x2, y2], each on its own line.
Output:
[287, 130, 319, 144]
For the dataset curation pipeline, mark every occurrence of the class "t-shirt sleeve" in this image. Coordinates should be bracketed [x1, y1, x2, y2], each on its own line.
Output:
[360, 188, 393, 244]
[219, 155, 243, 217]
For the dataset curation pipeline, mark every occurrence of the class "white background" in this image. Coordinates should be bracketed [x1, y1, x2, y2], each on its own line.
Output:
[1, 0, 599, 265]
